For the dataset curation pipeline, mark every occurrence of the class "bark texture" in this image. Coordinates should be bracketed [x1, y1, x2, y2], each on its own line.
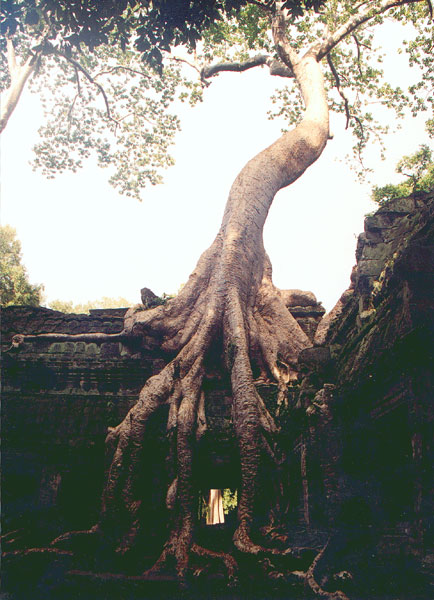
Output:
[48, 50, 339, 598]
[0, 39, 41, 134]
[11, 47, 342, 597]
[9, 16, 353, 600]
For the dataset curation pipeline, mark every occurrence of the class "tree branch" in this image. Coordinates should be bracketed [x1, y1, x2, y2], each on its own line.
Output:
[272, 8, 299, 71]
[6, 37, 17, 75]
[267, 58, 294, 77]
[352, 34, 364, 78]
[327, 54, 351, 128]
[74, 66, 82, 96]
[169, 55, 202, 76]
[51, 47, 120, 126]
[201, 54, 268, 78]
[67, 93, 80, 138]
[201, 54, 294, 80]
[314, 0, 426, 60]
[1, 37, 43, 134]
[94, 65, 151, 80]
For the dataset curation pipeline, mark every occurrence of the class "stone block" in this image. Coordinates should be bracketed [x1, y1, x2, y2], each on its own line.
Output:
[360, 242, 390, 262]
[298, 346, 331, 370]
[364, 213, 396, 232]
[100, 342, 120, 359]
[288, 305, 326, 318]
[357, 258, 385, 278]
[378, 196, 415, 214]
[85, 343, 98, 356]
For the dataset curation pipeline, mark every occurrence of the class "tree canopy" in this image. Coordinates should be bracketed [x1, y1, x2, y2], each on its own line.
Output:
[1, 1, 433, 199]
[0, 225, 43, 306]
[1, 1, 327, 61]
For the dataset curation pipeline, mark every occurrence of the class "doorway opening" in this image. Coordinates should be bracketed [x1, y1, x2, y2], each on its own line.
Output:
[198, 488, 238, 525]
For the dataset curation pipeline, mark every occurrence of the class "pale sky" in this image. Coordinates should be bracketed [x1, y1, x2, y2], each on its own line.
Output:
[0, 23, 430, 311]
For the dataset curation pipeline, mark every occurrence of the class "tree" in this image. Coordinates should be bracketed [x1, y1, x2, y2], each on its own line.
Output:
[372, 143, 434, 203]
[48, 296, 133, 314]
[0, 224, 43, 306]
[8, 1, 434, 598]
[1, 1, 323, 198]
[5, 0, 432, 198]
[47, 291, 173, 313]
[0, 12, 201, 197]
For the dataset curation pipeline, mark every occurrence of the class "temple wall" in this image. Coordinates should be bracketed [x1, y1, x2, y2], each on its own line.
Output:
[299, 191, 434, 570]
[1, 191, 433, 584]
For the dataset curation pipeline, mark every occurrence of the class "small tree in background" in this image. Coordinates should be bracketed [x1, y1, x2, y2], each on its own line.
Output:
[372, 143, 434, 204]
[48, 296, 133, 314]
[0, 224, 43, 306]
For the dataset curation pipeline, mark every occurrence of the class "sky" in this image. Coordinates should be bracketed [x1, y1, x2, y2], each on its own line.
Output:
[0, 22, 431, 312]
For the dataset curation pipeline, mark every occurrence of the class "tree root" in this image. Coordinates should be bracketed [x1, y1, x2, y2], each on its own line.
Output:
[305, 541, 350, 600]
[51, 525, 101, 546]
[2, 57, 360, 596]
[8, 225, 344, 595]
[191, 543, 238, 584]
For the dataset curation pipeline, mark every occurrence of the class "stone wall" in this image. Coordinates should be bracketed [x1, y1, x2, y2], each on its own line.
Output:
[1, 306, 167, 537]
[297, 191, 434, 590]
[1, 190, 433, 595]
[1, 296, 324, 539]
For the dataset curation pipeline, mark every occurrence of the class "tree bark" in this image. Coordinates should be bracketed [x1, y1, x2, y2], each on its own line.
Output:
[83, 50, 330, 569]
[11, 37, 335, 594]
[0, 39, 40, 134]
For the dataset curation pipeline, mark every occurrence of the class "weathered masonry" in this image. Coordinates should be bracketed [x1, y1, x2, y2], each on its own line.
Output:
[2, 191, 433, 598]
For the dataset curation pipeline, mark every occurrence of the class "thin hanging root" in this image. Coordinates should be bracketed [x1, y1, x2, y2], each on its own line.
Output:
[143, 545, 173, 578]
[192, 543, 238, 584]
[51, 525, 101, 550]
[305, 541, 349, 600]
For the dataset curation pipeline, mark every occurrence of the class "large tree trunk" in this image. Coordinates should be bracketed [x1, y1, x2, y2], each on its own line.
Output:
[15, 50, 348, 600]
[11, 48, 338, 596]
[77, 53, 331, 574]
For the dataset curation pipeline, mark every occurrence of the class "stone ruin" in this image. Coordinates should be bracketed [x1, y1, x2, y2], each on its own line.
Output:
[1, 190, 433, 598]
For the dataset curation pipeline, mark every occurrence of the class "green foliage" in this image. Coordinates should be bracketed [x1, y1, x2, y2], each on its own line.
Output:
[0, 1, 326, 68]
[0, 225, 43, 306]
[0, 1, 327, 190]
[397, 3, 434, 119]
[27, 42, 201, 199]
[1, 1, 433, 194]
[198, 493, 209, 521]
[222, 487, 238, 514]
[151, 292, 175, 307]
[198, 488, 238, 521]
[372, 144, 434, 204]
[426, 118, 434, 138]
[267, 0, 434, 175]
[48, 296, 133, 314]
